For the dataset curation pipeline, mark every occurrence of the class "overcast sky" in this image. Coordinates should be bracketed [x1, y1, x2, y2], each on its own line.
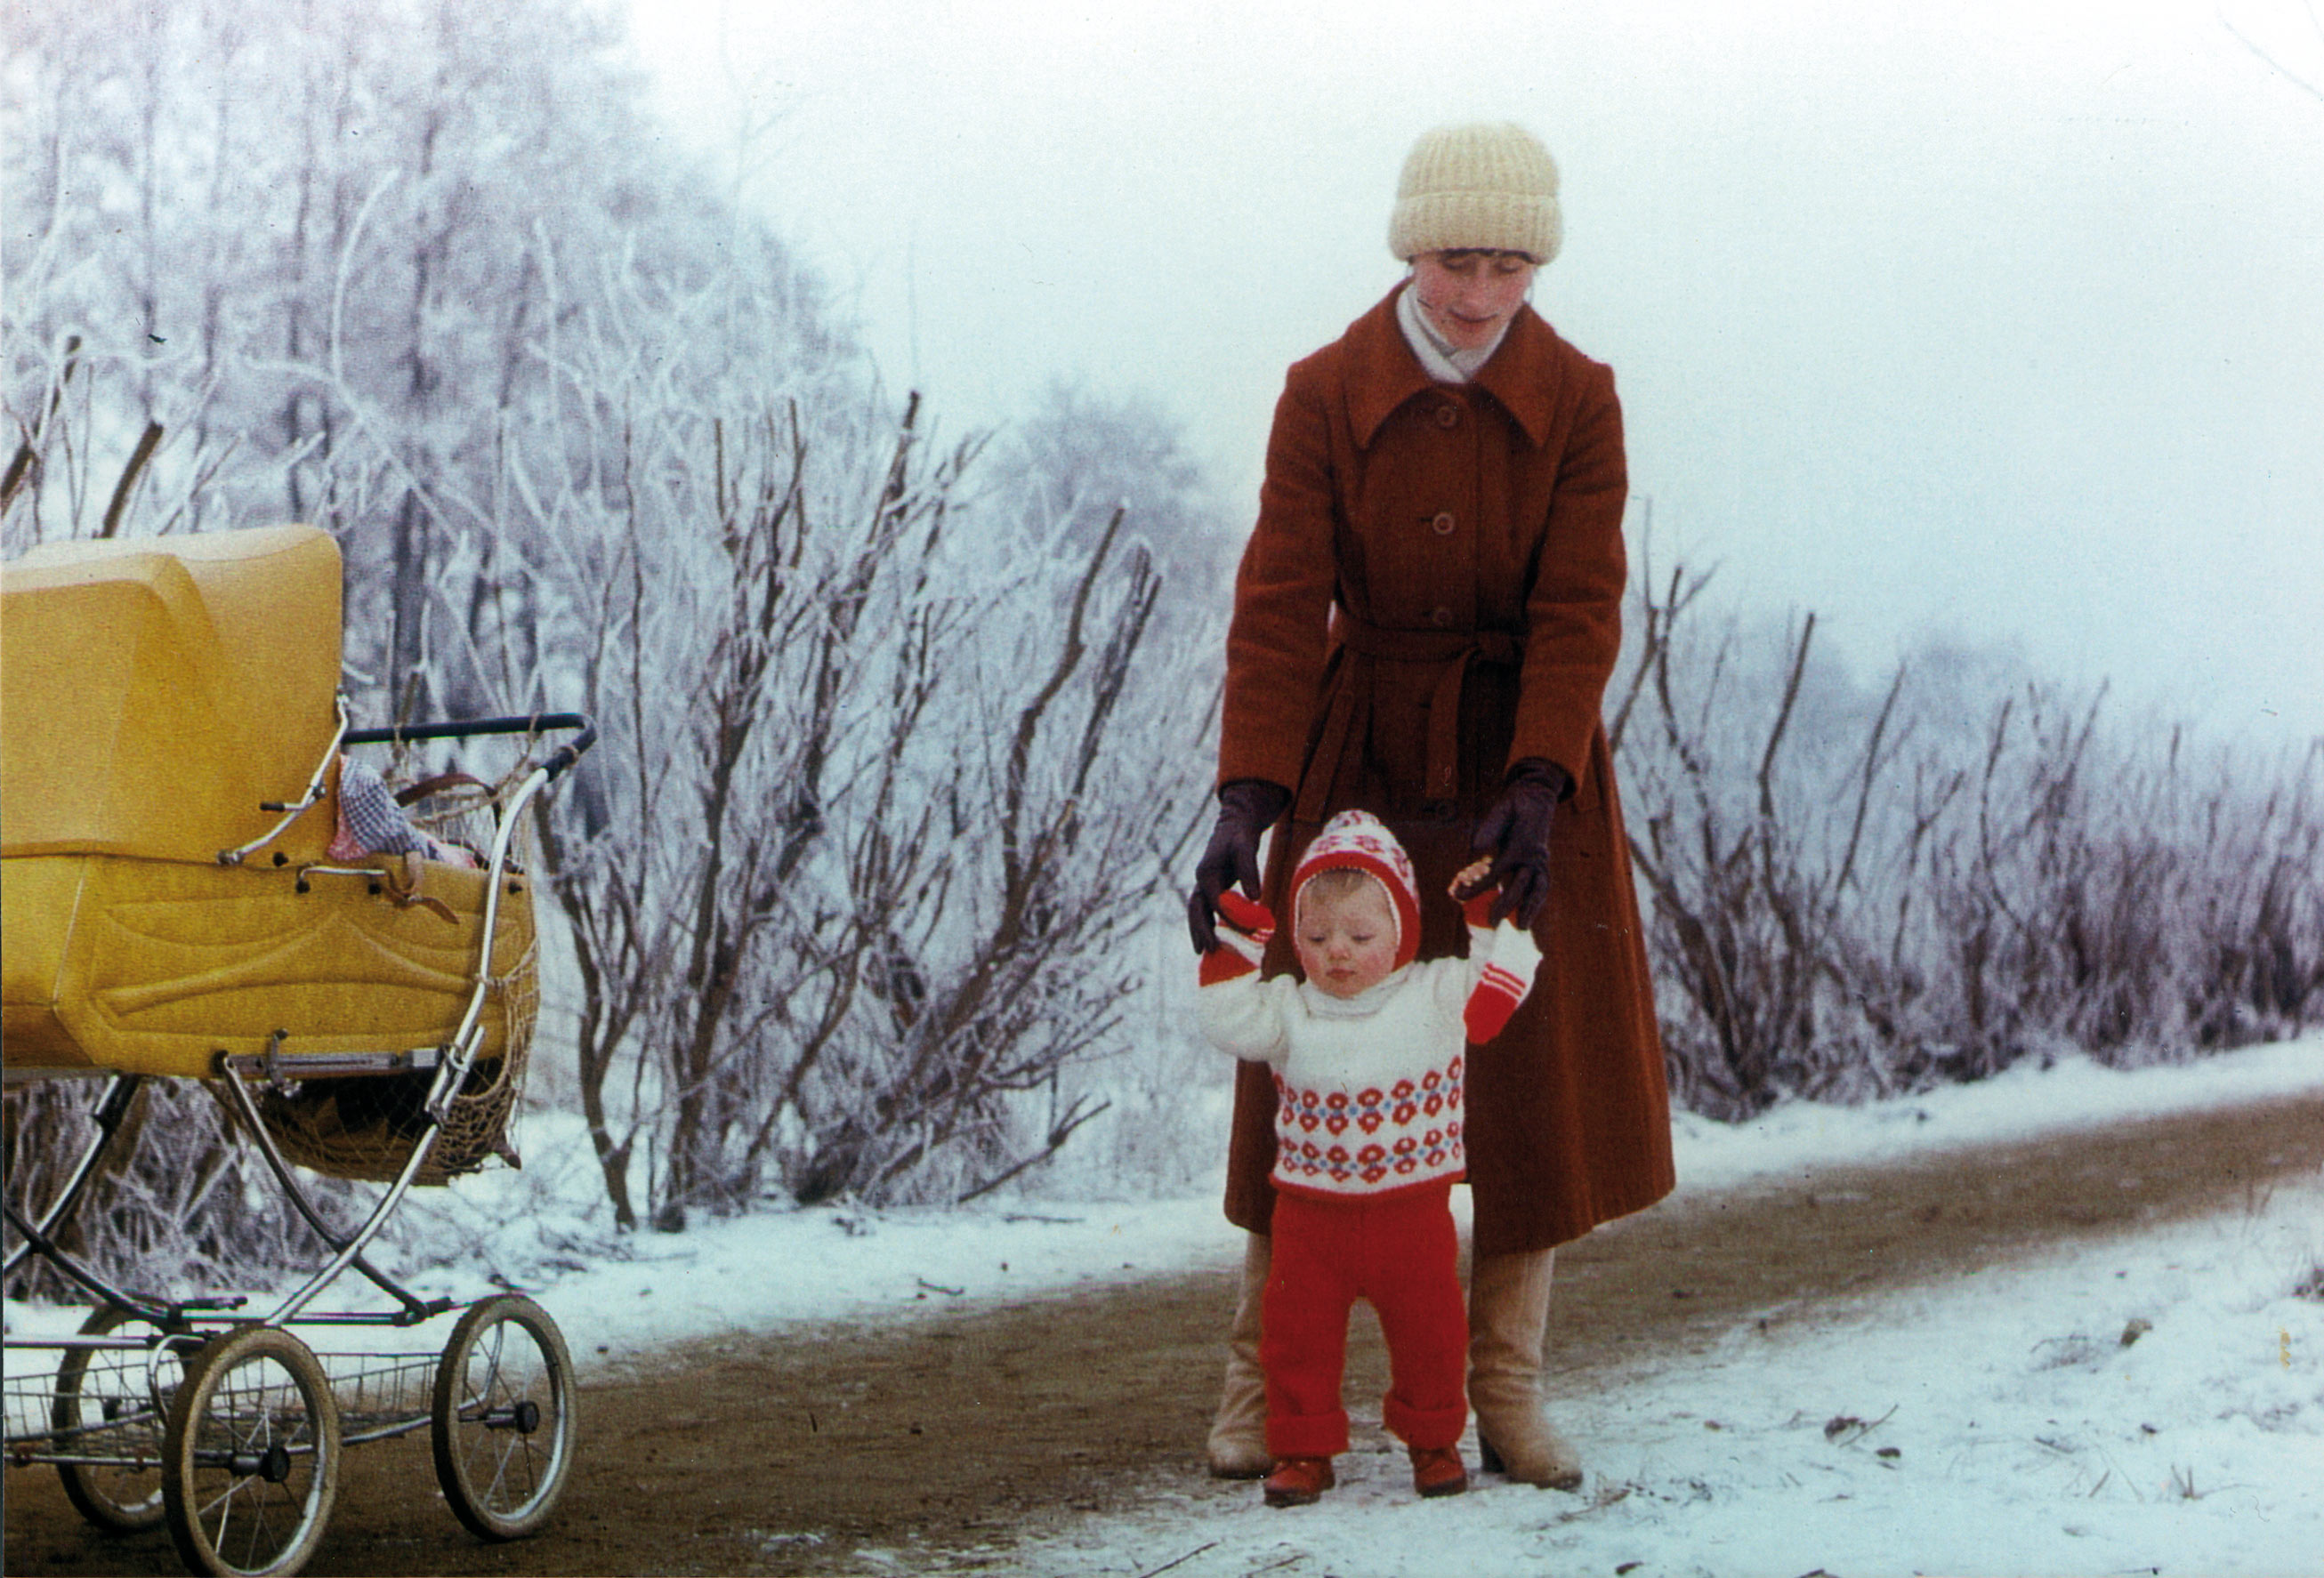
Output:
[625, 0, 2324, 740]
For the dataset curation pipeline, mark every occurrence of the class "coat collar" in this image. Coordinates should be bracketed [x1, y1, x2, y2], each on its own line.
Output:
[1344, 281, 1567, 451]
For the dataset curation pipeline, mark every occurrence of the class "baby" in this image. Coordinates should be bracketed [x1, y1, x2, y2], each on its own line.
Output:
[1195, 809, 1541, 1506]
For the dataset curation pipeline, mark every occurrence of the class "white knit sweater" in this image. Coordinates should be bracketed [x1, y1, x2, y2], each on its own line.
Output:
[1198, 920, 1535, 1201]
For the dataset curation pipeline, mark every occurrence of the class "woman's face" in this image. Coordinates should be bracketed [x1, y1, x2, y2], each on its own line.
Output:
[1409, 249, 1537, 352]
[1295, 878, 1400, 999]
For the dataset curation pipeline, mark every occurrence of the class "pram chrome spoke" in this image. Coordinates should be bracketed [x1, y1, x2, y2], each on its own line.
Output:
[162, 1325, 340, 1578]
[47, 1305, 189, 1534]
[430, 1295, 576, 1542]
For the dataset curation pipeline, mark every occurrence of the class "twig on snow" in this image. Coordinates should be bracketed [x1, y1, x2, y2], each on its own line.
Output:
[1134, 1541, 1221, 1578]
[1821, 1404, 1898, 1446]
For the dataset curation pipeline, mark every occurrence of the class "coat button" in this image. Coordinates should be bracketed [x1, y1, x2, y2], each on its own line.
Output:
[1434, 405, 1459, 429]
[1430, 607, 1455, 627]
[1431, 511, 1456, 536]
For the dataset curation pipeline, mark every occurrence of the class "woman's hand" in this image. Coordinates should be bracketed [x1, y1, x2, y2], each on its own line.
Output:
[1456, 759, 1570, 928]
[1187, 778, 1292, 953]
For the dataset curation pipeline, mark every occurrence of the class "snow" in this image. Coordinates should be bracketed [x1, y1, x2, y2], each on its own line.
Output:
[964, 1041, 2324, 1578]
[996, 1188, 2324, 1578]
[9, 1036, 2322, 1574]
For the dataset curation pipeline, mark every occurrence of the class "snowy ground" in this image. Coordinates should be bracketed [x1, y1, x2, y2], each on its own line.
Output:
[994, 1163, 2324, 1578]
[971, 1043, 2324, 1578]
[9, 1037, 2323, 1575]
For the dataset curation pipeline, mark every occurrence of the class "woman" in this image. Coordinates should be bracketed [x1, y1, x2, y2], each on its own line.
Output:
[1187, 121, 1674, 1490]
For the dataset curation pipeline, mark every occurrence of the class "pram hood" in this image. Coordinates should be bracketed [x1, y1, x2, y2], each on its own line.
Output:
[3, 527, 369, 1079]
[1, 525, 343, 864]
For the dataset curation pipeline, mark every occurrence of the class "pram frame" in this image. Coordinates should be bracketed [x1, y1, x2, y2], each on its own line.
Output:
[4, 706, 594, 1576]
[7, 709, 593, 1332]
[214, 696, 352, 870]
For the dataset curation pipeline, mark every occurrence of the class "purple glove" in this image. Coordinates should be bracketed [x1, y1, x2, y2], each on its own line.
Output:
[1455, 759, 1570, 928]
[1187, 778, 1291, 954]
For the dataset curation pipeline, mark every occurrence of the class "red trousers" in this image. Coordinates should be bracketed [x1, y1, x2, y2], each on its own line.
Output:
[1259, 1182, 1468, 1459]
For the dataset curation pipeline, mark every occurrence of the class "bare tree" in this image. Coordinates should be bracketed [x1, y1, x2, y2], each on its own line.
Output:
[1612, 560, 2324, 1116]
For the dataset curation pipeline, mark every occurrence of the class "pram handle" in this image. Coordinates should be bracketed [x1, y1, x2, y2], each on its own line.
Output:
[344, 713, 597, 782]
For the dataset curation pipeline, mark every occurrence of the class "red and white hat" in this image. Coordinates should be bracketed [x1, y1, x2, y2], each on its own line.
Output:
[1293, 810, 1422, 969]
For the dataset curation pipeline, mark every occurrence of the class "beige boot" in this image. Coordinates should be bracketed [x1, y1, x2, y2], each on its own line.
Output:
[1468, 1248, 1584, 1490]
[1206, 1231, 1272, 1478]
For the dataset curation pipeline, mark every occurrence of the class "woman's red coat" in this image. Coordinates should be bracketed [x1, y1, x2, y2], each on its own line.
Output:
[1217, 283, 1674, 1256]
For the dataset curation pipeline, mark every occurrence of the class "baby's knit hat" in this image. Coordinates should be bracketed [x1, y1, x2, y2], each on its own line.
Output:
[1294, 810, 1422, 969]
[1387, 121, 1563, 265]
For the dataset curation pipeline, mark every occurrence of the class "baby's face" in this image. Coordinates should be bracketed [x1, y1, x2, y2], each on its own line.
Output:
[1295, 878, 1400, 1000]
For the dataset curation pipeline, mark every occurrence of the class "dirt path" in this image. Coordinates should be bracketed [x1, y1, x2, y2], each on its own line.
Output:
[10, 1087, 2322, 1576]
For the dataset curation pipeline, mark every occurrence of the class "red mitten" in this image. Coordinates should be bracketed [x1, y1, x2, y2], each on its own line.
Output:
[1200, 891, 1278, 985]
[1464, 920, 1543, 1043]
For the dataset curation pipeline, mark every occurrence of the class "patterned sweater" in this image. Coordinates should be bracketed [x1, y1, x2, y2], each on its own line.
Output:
[1197, 918, 1538, 1202]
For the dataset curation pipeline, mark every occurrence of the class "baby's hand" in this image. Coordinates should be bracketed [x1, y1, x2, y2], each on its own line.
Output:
[1199, 890, 1276, 984]
[1215, 890, 1278, 945]
[1452, 857, 1505, 929]
[1448, 857, 1494, 901]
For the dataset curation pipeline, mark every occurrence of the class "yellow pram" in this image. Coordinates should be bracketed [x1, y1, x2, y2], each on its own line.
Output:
[3, 525, 595, 1577]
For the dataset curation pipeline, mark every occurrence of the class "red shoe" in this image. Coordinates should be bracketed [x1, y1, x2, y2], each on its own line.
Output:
[1263, 1456, 1335, 1507]
[1409, 1444, 1468, 1498]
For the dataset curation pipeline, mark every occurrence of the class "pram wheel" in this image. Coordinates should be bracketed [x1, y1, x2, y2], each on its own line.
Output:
[52, 1305, 184, 1534]
[430, 1294, 576, 1541]
[162, 1324, 342, 1578]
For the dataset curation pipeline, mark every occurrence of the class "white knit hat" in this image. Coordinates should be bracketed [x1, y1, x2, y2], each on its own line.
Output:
[1387, 121, 1563, 264]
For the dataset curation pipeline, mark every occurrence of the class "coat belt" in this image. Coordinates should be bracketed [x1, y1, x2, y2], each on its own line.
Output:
[1295, 614, 1526, 823]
